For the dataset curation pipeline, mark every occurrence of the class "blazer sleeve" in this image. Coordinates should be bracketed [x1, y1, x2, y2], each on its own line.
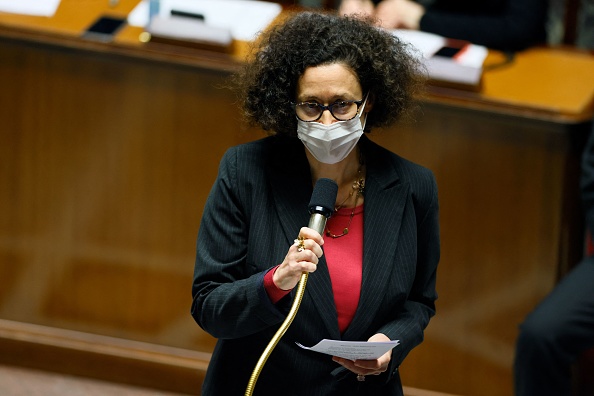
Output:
[190, 147, 288, 340]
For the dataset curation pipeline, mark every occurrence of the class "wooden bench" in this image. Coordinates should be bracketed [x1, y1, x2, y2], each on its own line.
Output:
[0, 319, 209, 394]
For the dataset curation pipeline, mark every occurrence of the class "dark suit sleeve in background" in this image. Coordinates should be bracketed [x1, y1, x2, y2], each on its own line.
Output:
[580, 124, 594, 235]
[419, 0, 548, 51]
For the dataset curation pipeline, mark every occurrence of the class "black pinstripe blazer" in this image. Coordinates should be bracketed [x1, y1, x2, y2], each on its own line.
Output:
[191, 135, 440, 396]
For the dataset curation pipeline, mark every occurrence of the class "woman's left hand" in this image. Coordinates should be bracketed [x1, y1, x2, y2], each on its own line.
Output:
[332, 333, 393, 377]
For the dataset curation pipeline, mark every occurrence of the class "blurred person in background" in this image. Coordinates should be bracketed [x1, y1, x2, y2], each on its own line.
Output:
[337, 0, 548, 52]
[513, 123, 594, 396]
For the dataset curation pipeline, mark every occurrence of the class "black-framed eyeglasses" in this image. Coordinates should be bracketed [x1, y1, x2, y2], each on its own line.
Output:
[293, 99, 364, 122]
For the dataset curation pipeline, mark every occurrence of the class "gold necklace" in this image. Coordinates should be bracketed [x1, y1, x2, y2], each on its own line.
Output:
[326, 176, 365, 239]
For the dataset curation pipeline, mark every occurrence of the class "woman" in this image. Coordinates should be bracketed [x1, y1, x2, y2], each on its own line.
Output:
[191, 11, 440, 395]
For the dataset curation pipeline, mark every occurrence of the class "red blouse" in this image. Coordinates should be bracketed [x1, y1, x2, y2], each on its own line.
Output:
[264, 204, 364, 334]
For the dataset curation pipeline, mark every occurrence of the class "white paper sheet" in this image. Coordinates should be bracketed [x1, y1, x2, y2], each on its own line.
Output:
[392, 29, 446, 59]
[296, 339, 400, 361]
[0, 0, 61, 17]
[128, 0, 281, 42]
[392, 28, 487, 68]
[392, 29, 487, 86]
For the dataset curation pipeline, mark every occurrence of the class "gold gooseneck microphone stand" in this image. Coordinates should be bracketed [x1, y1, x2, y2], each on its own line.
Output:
[244, 178, 337, 396]
[244, 271, 310, 396]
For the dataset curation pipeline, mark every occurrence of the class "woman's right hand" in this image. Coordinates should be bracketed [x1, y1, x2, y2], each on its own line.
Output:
[273, 227, 324, 291]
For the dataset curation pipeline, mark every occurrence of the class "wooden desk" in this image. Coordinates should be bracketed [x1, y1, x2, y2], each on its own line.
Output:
[1, 2, 593, 396]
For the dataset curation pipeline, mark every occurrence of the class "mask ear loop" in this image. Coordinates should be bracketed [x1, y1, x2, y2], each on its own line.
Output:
[358, 92, 370, 130]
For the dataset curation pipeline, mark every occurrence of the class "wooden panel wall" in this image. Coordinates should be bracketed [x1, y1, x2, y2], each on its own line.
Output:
[0, 37, 262, 354]
[371, 104, 588, 395]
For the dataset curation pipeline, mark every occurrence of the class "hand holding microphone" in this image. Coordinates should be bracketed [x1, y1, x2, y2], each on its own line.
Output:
[273, 178, 338, 291]
[275, 227, 324, 291]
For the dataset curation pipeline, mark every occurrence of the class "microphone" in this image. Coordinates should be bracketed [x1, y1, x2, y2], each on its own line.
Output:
[307, 178, 338, 235]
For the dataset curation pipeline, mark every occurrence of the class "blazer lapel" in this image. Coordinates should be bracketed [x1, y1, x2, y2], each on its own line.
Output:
[343, 139, 409, 340]
[267, 138, 340, 338]
[303, 256, 341, 338]
[267, 138, 312, 246]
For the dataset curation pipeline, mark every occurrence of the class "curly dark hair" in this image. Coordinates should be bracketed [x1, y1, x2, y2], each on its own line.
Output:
[232, 11, 425, 137]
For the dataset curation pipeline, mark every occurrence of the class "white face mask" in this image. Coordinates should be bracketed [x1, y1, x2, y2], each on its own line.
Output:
[297, 97, 368, 164]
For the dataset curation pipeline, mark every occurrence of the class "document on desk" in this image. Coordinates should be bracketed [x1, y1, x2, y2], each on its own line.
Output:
[128, 0, 282, 42]
[0, 0, 61, 17]
[296, 339, 400, 361]
[392, 29, 487, 88]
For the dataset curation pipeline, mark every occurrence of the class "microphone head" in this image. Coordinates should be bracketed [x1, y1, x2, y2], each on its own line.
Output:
[308, 178, 338, 218]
